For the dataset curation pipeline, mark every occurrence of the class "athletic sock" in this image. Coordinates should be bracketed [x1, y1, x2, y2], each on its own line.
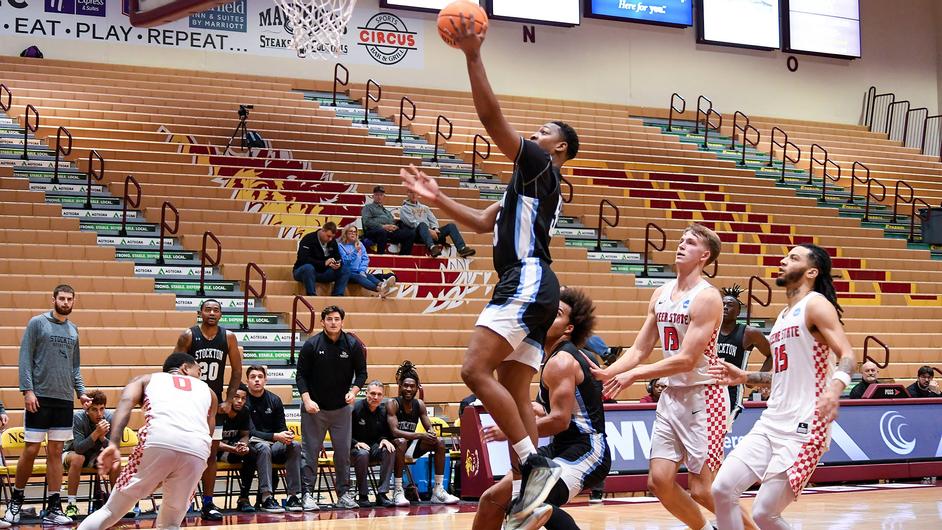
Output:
[12, 488, 24, 501]
[394, 478, 403, 490]
[512, 480, 522, 498]
[67, 495, 77, 505]
[434, 475, 444, 489]
[511, 438, 536, 461]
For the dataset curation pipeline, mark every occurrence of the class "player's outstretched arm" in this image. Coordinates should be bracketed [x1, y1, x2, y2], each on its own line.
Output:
[709, 361, 771, 387]
[400, 165, 500, 234]
[446, 13, 520, 161]
[98, 374, 150, 476]
[588, 288, 662, 397]
[807, 296, 855, 423]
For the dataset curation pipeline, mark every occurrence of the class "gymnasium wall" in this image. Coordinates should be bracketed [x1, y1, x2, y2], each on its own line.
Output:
[0, 0, 939, 124]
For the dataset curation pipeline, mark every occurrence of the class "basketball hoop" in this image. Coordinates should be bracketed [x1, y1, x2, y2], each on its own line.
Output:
[274, 0, 357, 59]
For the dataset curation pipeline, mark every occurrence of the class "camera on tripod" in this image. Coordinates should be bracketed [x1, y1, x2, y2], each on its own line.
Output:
[238, 104, 254, 119]
[226, 104, 264, 152]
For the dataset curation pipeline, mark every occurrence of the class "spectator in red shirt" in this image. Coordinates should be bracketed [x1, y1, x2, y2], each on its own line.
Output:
[639, 378, 666, 404]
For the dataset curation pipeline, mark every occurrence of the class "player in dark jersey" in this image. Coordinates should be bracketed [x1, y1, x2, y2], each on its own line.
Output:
[474, 288, 610, 530]
[174, 299, 242, 521]
[718, 285, 771, 420]
[385, 361, 459, 506]
[401, 14, 579, 526]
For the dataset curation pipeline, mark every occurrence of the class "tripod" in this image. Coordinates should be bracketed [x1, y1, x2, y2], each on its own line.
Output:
[224, 105, 252, 153]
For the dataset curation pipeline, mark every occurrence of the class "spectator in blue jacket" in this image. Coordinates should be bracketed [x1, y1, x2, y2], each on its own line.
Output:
[337, 224, 396, 298]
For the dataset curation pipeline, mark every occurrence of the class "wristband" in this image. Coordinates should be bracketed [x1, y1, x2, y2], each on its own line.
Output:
[832, 370, 851, 389]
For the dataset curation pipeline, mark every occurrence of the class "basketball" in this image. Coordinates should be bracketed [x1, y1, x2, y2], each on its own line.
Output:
[437, 0, 488, 48]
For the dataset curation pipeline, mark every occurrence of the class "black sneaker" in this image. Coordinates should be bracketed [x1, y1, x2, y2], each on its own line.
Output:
[262, 496, 287, 514]
[200, 502, 224, 521]
[589, 489, 604, 503]
[506, 455, 561, 526]
[357, 494, 373, 508]
[236, 498, 256, 513]
[375, 493, 395, 508]
[284, 495, 303, 513]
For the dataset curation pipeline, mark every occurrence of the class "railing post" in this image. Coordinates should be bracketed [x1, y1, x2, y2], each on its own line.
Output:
[640, 223, 666, 278]
[594, 199, 620, 252]
[863, 335, 890, 369]
[740, 124, 760, 166]
[731, 111, 748, 150]
[52, 126, 72, 184]
[120, 175, 142, 237]
[746, 275, 772, 326]
[891, 181, 914, 223]
[290, 295, 316, 365]
[158, 201, 179, 266]
[84, 149, 105, 209]
[362, 79, 382, 126]
[198, 231, 222, 297]
[21, 104, 38, 161]
[470, 134, 491, 183]
[668, 93, 685, 132]
[695, 95, 712, 134]
[702, 109, 722, 149]
[242, 263, 268, 330]
[396, 96, 416, 144]
[332, 63, 349, 107]
[431, 115, 453, 163]
[0, 84, 11, 113]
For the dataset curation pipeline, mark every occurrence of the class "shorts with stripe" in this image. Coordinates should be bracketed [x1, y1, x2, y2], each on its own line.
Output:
[730, 421, 828, 497]
[650, 384, 728, 475]
[538, 434, 611, 503]
[476, 258, 559, 371]
[24, 397, 74, 443]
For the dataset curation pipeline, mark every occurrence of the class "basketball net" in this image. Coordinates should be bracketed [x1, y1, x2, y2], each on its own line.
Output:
[274, 0, 357, 59]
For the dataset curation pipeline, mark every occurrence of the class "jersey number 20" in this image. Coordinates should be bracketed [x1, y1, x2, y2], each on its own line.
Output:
[773, 345, 789, 373]
[663, 327, 679, 351]
[198, 362, 219, 382]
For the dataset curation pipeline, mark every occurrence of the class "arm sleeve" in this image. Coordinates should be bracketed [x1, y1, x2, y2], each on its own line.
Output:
[328, 241, 341, 262]
[295, 341, 314, 399]
[71, 414, 96, 455]
[18, 318, 36, 392]
[73, 335, 86, 398]
[398, 203, 417, 228]
[516, 139, 553, 183]
[273, 394, 289, 433]
[362, 205, 381, 232]
[351, 338, 368, 390]
[360, 247, 370, 272]
[427, 208, 439, 230]
[249, 411, 274, 442]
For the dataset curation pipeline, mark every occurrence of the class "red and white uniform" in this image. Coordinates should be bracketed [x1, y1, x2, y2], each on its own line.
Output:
[650, 279, 728, 474]
[79, 373, 214, 530]
[727, 292, 833, 496]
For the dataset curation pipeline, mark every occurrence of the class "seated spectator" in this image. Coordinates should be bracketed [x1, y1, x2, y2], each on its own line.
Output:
[63, 390, 117, 517]
[849, 361, 880, 399]
[217, 384, 256, 513]
[907, 365, 942, 398]
[361, 186, 415, 255]
[292, 222, 350, 297]
[337, 224, 397, 299]
[244, 365, 305, 513]
[639, 378, 666, 404]
[386, 361, 459, 506]
[351, 381, 396, 508]
[399, 189, 475, 258]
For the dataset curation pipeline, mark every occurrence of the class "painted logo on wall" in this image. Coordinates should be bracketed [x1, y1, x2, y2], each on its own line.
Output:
[46, 0, 105, 16]
[356, 12, 416, 65]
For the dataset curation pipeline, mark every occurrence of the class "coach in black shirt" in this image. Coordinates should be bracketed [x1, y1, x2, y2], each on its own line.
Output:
[296, 305, 368, 510]
[351, 381, 395, 507]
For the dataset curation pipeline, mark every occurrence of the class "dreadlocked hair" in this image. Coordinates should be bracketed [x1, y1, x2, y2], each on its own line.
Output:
[396, 360, 420, 385]
[798, 243, 844, 322]
[559, 287, 597, 348]
[721, 284, 744, 301]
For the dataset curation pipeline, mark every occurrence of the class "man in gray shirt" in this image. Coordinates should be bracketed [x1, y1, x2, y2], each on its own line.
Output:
[361, 186, 416, 255]
[4, 284, 90, 526]
[63, 390, 117, 518]
[400, 189, 475, 258]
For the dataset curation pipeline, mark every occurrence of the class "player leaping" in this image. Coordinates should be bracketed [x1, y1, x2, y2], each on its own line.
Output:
[400, 12, 580, 527]
[589, 224, 735, 530]
[710, 244, 855, 529]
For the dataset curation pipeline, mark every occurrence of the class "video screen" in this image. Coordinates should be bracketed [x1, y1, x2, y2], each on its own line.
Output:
[585, 0, 693, 27]
[489, 0, 580, 26]
[698, 0, 781, 49]
[785, 0, 860, 58]
[381, 0, 482, 12]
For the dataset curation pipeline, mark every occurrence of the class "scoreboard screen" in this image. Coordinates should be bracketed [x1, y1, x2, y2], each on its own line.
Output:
[698, 0, 781, 50]
[488, 0, 581, 26]
[380, 0, 483, 13]
[585, 0, 693, 27]
[784, 0, 860, 58]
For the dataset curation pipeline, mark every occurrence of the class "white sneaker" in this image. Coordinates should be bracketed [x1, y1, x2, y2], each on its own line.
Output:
[0, 519, 10, 529]
[430, 486, 459, 505]
[2, 500, 21, 524]
[392, 487, 410, 507]
[336, 491, 359, 509]
[41, 505, 74, 525]
[301, 492, 320, 511]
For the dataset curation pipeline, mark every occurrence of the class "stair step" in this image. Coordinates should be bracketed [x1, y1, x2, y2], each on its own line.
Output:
[154, 278, 241, 295]
[65, 208, 139, 220]
[176, 296, 258, 310]
[232, 330, 304, 346]
[116, 248, 196, 262]
[30, 182, 107, 194]
[205, 313, 283, 328]
[48, 195, 122, 208]
[242, 348, 296, 365]
[587, 250, 643, 263]
[14, 167, 86, 179]
[133, 264, 216, 277]
[99, 236, 181, 249]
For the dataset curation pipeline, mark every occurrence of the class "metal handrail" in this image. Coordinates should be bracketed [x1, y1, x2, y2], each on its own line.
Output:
[694, 95, 712, 134]
[84, 149, 105, 209]
[668, 93, 685, 132]
[702, 108, 722, 149]
[52, 126, 72, 184]
[157, 201, 179, 266]
[198, 231, 222, 297]
[909, 197, 932, 242]
[290, 294, 316, 365]
[119, 175, 141, 237]
[731, 111, 749, 150]
[891, 180, 914, 222]
[21, 104, 38, 161]
[0, 83, 10, 112]
[885, 100, 910, 141]
[819, 159, 841, 204]
[738, 124, 760, 166]
[746, 275, 772, 326]
[396, 96, 415, 144]
[863, 87, 895, 131]
[332, 63, 349, 107]
[848, 162, 885, 222]
[470, 134, 491, 183]
[921, 114, 942, 159]
[905, 107, 928, 148]
[362, 78, 382, 126]
[640, 222, 665, 278]
[594, 199, 619, 252]
[560, 176, 573, 204]
[431, 115, 453, 163]
[807, 143, 828, 185]
[242, 262, 268, 330]
[863, 335, 890, 369]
